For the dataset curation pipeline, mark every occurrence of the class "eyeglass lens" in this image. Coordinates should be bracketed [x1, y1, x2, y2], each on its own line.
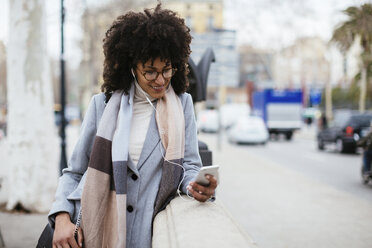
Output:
[144, 68, 174, 81]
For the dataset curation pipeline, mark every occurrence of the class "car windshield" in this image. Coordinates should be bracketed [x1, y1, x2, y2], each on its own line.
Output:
[331, 112, 352, 127]
[349, 115, 372, 127]
[236, 117, 265, 129]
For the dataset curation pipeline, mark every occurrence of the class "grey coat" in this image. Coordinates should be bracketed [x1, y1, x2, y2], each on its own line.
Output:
[48, 92, 202, 247]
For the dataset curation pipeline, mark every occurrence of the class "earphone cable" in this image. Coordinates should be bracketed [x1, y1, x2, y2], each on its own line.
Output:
[133, 72, 194, 201]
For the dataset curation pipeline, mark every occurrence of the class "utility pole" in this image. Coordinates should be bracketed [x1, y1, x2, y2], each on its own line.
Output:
[60, 0, 67, 174]
[325, 62, 332, 122]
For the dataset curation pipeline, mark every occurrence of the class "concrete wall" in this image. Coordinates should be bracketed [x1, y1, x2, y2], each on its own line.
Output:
[153, 196, 257, 248]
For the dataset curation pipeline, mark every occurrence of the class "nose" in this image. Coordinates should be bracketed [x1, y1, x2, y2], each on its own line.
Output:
[155, 73, 165, 85]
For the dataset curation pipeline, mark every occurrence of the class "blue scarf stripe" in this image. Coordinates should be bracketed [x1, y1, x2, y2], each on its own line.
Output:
[112, 161, 128, 194]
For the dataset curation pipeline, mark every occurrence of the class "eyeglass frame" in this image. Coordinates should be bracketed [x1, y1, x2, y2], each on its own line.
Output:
[137, 67, 177, 81]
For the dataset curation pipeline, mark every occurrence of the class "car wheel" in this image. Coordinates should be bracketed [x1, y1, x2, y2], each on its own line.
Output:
[285, 132, 293, 140]
[335, 138, 345, 153]
[317, 138, 324, 150]
[270, 133, 279, 140]
[347, 145, 356, 154]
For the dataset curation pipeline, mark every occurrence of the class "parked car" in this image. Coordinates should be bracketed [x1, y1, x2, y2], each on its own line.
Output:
[197, 103, 251, 133]
[0, 129, 4, 141]
[227, 116, 269, 144]
[220, 103, 250, 129]
[317, 110, 372, 153]
[197, 109, 219, 133]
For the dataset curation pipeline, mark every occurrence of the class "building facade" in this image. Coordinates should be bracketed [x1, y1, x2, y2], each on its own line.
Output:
[239, 45, 274, 88]
[163, 0, 223, 33]
[272, 37, 330, 90]
[191, 29, 239, 88]
[164, 0, 240, 105]
[272, 36, 361, 89]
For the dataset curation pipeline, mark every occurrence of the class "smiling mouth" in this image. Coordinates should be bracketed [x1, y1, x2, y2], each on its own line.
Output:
[151, 85, 164, 90]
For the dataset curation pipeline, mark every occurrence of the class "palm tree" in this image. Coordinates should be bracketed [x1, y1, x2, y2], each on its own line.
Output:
[331, 4, 372, 112]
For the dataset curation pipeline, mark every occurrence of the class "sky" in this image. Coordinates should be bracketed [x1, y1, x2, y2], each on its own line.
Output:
[223, 0, 372, 50]
[0, 0, 372, 67]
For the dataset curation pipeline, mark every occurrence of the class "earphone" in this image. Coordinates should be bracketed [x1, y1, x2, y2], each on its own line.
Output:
[132, 68, 156, 109]
[131, 68, 193, 200]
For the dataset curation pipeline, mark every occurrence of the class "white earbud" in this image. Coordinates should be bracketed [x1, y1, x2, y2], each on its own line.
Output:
[131, 68, 189, 201]
[146, 96, 156, 110]
[132, 68, 156, 110]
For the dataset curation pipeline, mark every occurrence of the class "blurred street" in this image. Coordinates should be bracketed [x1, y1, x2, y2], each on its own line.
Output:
[200, 127, 372, 248]
[1, 125, 372, 247]
[1, 0, 372, 247]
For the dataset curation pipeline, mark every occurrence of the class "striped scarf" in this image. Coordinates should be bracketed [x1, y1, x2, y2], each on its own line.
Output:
[81, 85, 185, 247]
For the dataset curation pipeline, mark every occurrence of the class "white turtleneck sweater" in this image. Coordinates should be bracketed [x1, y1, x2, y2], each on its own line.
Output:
[129, 81, 157, 167]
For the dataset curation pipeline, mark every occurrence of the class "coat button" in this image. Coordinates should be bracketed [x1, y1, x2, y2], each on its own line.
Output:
[131, 174, 138, 180]
[127, 205, 134, 213]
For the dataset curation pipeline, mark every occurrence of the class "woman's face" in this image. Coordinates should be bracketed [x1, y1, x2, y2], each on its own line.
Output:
[134, 57, 174, 99]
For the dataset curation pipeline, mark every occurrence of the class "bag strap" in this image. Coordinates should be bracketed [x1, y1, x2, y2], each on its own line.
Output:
[73, 208, 82, 238]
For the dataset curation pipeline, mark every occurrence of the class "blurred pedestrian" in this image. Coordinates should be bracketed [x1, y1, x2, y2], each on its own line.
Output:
[306, 116, 313, 126]
[318, 112, 327, 130]
[357, 124, 372, 177]
[48, 4, 217, 248]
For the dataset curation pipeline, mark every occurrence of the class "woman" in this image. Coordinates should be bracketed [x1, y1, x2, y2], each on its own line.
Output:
[49, 4, 217, 248]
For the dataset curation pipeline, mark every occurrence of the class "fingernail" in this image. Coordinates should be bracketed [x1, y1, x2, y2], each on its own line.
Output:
[206, 175, 210, 179]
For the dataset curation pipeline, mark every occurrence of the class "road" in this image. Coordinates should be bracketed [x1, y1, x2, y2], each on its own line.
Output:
[231, 133, 372, 203]
[198, 128, 372, 248]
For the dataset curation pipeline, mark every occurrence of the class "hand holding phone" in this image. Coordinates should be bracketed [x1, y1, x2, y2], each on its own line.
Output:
[195, 165, 219, 186]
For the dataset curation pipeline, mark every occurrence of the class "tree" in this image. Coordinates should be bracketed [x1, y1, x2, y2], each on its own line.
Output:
[0, 41, 6, 107]
[6, 0, 58, 212]
[78, 0, 151, 112]
[331, 4, 372, 112]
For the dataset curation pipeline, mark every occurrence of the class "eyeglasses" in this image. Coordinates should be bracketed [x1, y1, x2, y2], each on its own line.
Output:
[140, 68, 177, 81]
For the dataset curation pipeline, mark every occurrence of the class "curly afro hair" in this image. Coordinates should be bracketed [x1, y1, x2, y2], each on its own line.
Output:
[101, 3, 192, 100]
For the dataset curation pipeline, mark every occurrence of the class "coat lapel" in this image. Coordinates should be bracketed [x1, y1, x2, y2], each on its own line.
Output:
[137, 110, 161, 170]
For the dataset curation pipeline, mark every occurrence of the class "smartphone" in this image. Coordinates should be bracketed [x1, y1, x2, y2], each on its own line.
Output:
[195, 165, 220, 186]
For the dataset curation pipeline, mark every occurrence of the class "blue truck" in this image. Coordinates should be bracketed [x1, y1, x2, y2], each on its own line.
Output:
[252, 89, 303, 140]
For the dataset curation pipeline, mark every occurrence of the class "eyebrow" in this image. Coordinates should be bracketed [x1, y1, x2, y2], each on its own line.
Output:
[144, 63, 171, 69]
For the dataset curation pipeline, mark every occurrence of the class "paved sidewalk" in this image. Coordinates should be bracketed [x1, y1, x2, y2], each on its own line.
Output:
[0, 211, 47, 248]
